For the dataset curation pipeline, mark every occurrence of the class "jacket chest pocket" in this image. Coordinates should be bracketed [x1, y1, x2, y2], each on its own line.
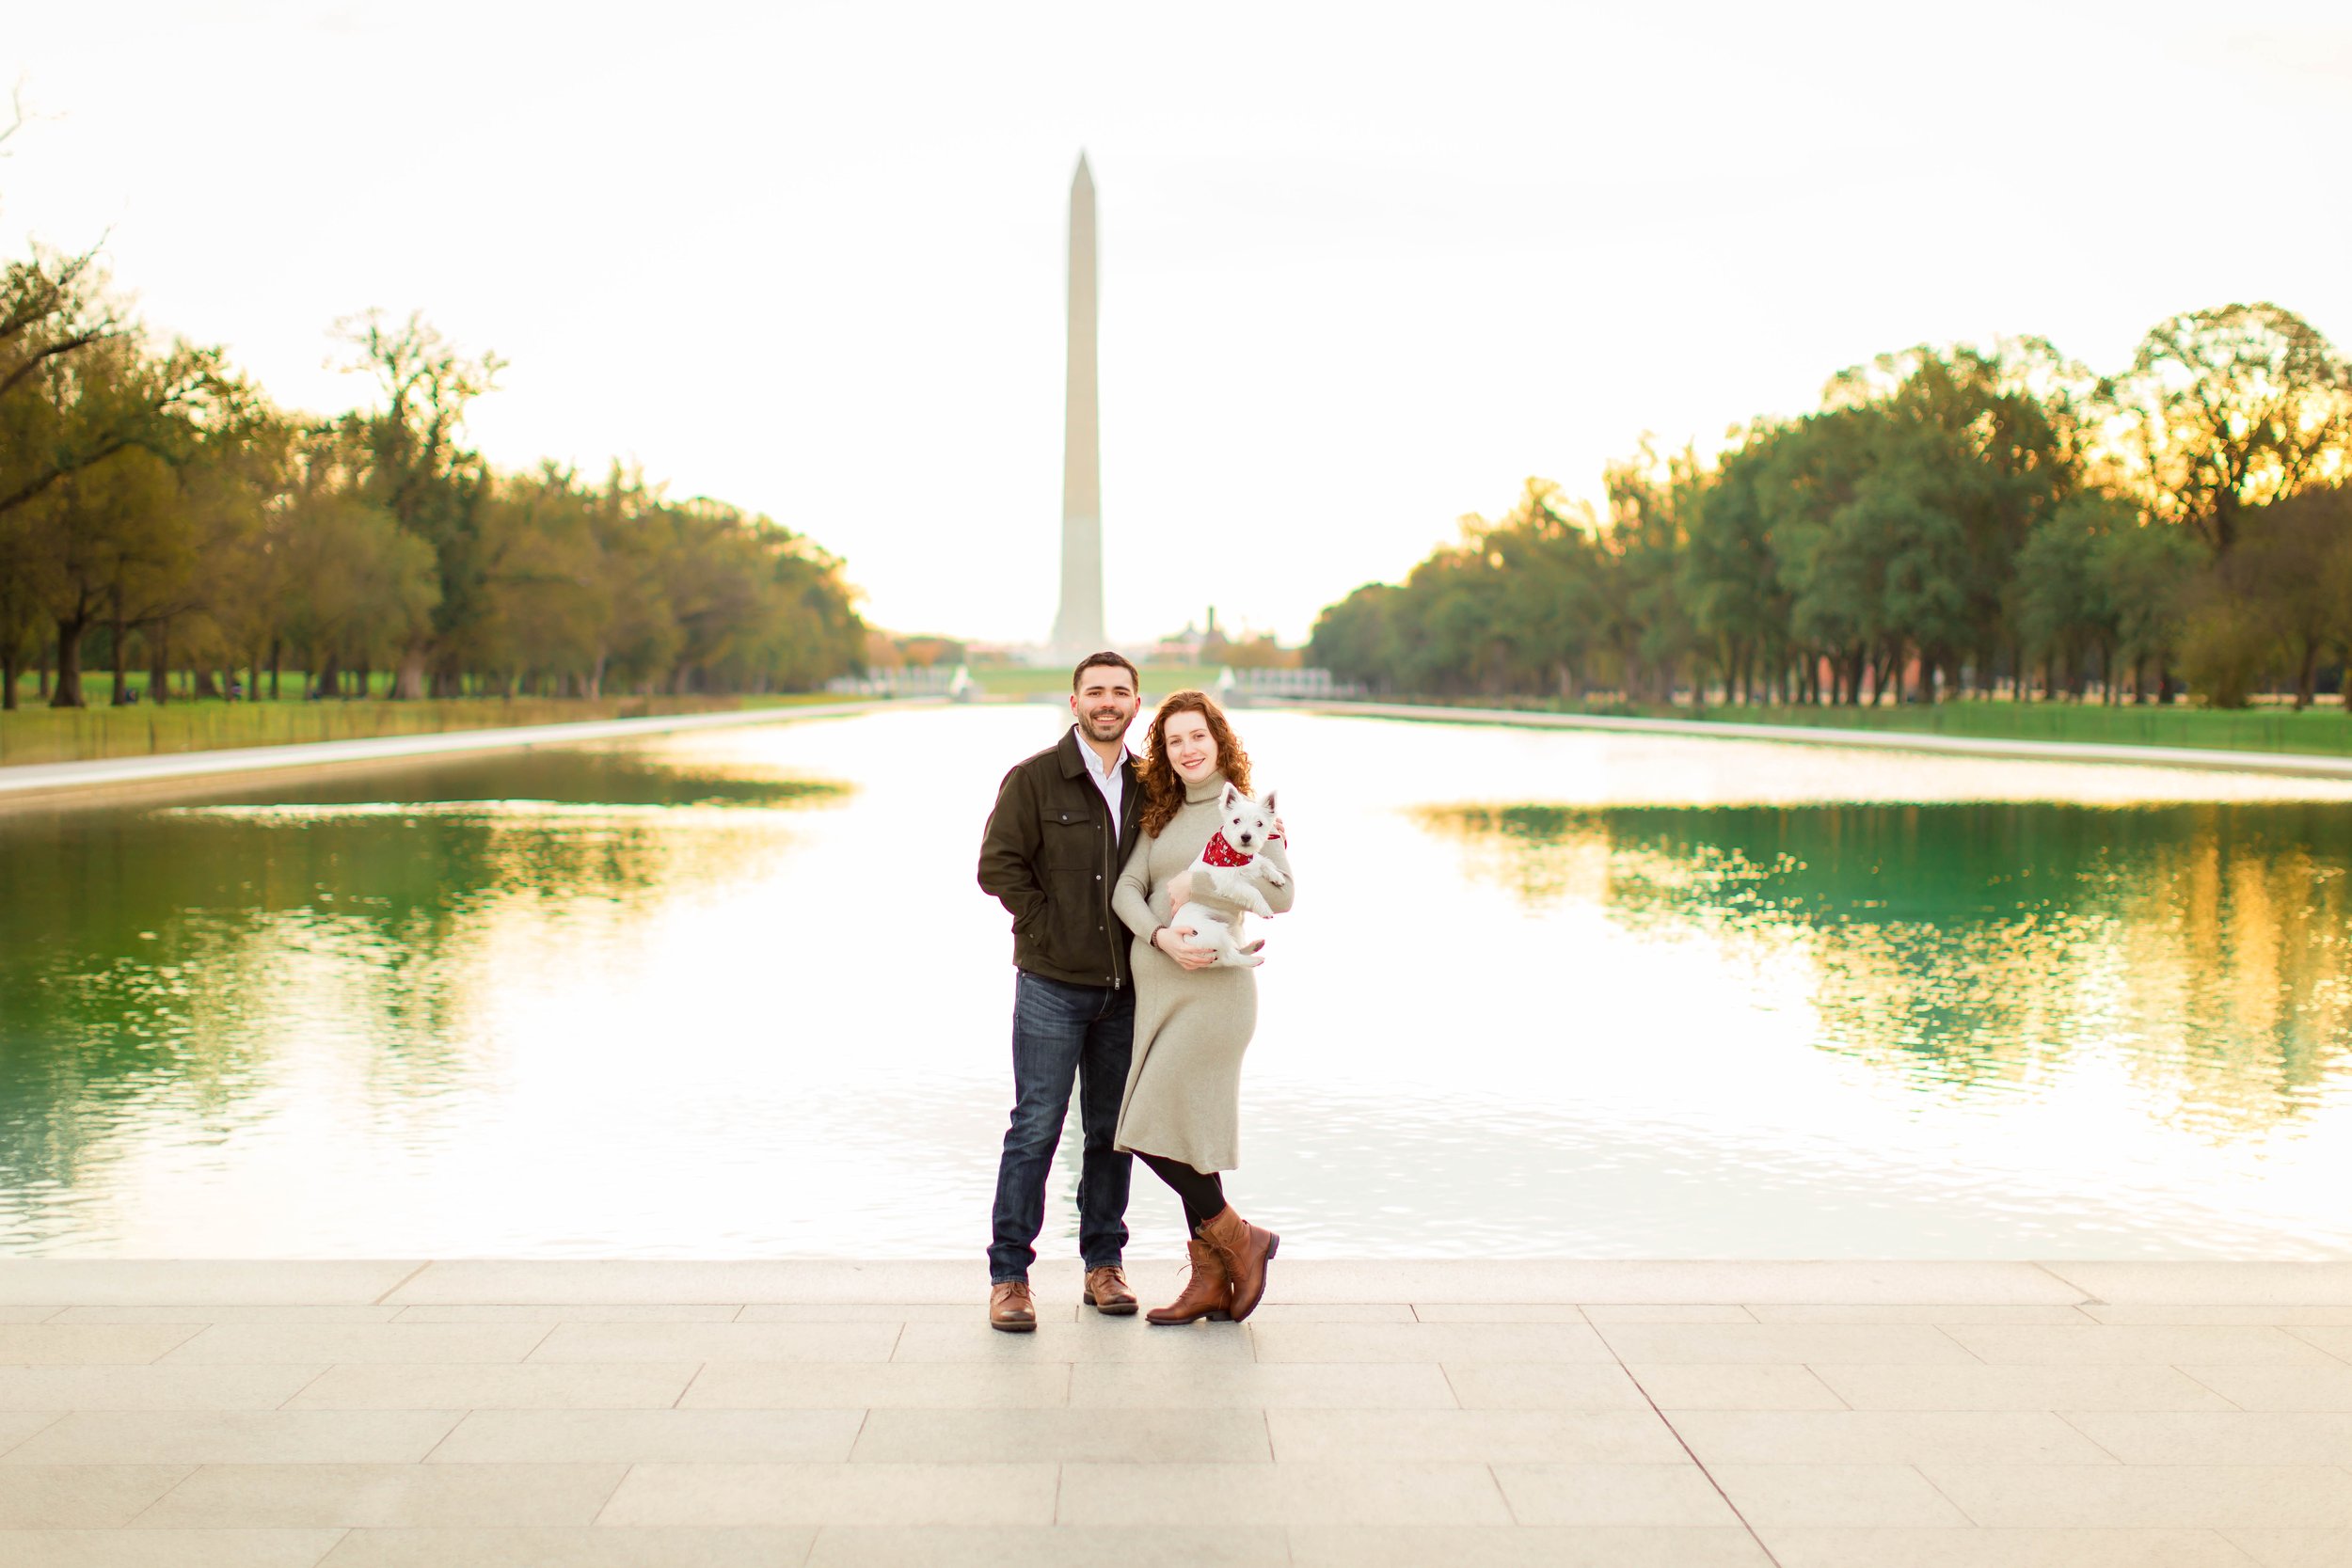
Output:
[1039, 807, 1096, 870]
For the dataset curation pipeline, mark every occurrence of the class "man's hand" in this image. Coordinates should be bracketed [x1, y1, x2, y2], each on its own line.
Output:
[1155, 926, 1217, 972]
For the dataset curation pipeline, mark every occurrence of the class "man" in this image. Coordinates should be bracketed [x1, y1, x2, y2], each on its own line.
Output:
[977, 652, 1148, 1330]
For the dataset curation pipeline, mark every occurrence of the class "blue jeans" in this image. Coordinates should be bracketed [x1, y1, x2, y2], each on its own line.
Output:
[988, 971, 1135, 1283]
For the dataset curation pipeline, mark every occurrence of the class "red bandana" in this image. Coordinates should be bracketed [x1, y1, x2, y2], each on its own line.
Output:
[1200, 830, 1254, 867]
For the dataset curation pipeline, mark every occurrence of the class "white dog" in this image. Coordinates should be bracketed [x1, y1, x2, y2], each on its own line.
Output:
[1168, 783, 1286, 968]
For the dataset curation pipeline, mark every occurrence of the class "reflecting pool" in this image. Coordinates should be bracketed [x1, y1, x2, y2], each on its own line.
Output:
[4, 705, 2351, 1259]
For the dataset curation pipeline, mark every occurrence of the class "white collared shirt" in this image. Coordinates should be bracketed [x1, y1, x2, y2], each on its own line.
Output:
[1073, 725, 1126, 832]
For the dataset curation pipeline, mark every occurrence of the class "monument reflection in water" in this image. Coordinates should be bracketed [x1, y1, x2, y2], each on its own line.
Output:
[2, 705, 2350, 1259]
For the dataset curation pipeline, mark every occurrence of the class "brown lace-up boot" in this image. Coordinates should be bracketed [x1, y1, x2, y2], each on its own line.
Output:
[1145, 1240, 1232, 1325]
[1197, 1205, 1279, 1322]
[988, 1280, 1037, 1333]
[1084, 1264, 1138, 1316]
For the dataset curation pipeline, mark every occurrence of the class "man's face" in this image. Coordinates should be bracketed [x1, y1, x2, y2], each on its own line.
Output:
[1070, 665, 1140, 743]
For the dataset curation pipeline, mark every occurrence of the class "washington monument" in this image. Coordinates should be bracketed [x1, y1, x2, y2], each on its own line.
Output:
[1050, 154, 1104, 656]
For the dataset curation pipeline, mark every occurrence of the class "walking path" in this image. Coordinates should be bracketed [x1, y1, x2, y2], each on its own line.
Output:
[0, 700, 937, 805]
[1279, 699, 2352, 781]
[0, 1259, 2345, 1566]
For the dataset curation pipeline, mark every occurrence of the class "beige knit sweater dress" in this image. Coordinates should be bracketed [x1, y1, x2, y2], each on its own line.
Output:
[1109, 771, 1297, 1173]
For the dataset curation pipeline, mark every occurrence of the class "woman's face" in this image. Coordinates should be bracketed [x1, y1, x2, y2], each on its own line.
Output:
[1163, 710, 1220, 783]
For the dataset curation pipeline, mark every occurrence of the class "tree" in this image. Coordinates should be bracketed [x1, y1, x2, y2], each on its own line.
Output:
[2108, 304, 2352, 553]
[2090, 512, 2200, 704]
[2232, 488, 2352, 709]
[335, 310, 504, 696]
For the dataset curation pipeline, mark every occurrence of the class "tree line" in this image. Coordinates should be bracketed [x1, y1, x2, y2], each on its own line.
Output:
[1311, 303, 2352, 709]
[0, 145, 865, 710]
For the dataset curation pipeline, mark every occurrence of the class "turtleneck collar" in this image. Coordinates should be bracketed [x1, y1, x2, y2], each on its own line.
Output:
[1183, 769, 1228, 806]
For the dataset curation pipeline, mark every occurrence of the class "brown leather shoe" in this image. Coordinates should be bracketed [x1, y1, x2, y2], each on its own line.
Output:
[1146, 1239, 1233, 1325]
[988, 1280, 1037, 1333]
[1197, 1205, 1279, 1322]
[1083, 1264, 1138, 1316]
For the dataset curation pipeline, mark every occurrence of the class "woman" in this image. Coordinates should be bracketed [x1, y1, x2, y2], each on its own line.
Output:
[1111, 690, 1294, 1323]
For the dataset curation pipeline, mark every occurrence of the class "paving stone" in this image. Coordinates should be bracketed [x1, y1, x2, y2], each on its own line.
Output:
[0, 1262, 421, 1307]
[528, 1322, 898, 1364]
[0, 1324, 201, 1365]
[53, 1307, 403, 1324]
[161, 1324, 550, 1366]
[2287, 1327, 2352, 1362]
[1248, 1322, 1615, 1364]
[2178, 1365, 2352, 1412]
[1260, 1261, 2075, 1306]
[681, 1361, 1071, 1409]
[1746, 1306, 2093, 1325]
[2056, 1411, 2352, 1465]
[5, 1409, 460, 1465]
[1488, 1463, 1741, 1526]
[0, 1528, 344, 1565]
[1920, 1464, 2352, 1528]
[891, 1320, 1251, 1363]
[390, 1305, 739, 1323]
[1288, 1525, 1772, 1566]
[0, 1412, 61, 1455]
[1439, 1363, 1654, 1411]
[1268, 1407, 1687, 1464]
[805, 1525, 1289, 1567]
[2081, 1307, 2352, 1326]
[0, 1308, 60, 1323]
[1411, 1304, 1594, 1323]
[737, 1303, 1076, 1323]
[1056, 1460, 1513, 1526]
[2038, 1264, 2352, 1307]
[1626, 1364, 1849, 1412]
[599, 1461, 1057, 1526]
[1813, 1364, 2238, 1412]
[318, 1527, 817, 1567]
[1942, 1326, 2340, 1367]
[1232, 1303, 1414, 1323]
[1067, 1361, 1456, 1409]
[851, 1407, 1270, 1463]
[138, 1463, 626, 1528]
[288, 1363, 698, 1410]
[1759, 1527, 2257, 1565]
[1579, 1306, 1755, 1324]
[427, 1408, 863, 1464]
[0, 1465, 194, 1528]
[387, 1261, 986, 1307]
[1666, 1410, 2117, 1466]
[2223, 1528, 2352, 1566]
[1594, 1323, 1979, 1365]
[0, 1366, 327, 1412]
[1708, 1464, 1973, 1527]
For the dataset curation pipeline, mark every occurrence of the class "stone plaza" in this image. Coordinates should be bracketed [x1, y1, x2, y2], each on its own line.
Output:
[0, 1259, 2347, 1565]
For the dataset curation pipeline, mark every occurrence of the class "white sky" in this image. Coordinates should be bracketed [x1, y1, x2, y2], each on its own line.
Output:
[8, 2, 2352, 646]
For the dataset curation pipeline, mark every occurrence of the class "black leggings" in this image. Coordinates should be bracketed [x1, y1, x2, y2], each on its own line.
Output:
[1136, 1151, 1225, 1236]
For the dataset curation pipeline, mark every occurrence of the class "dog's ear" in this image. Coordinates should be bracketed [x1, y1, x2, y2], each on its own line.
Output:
[1221, 781, 1242, 811]
[1261, 789, 1278, 817]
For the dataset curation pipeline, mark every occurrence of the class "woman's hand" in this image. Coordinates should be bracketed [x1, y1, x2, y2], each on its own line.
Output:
[1163, 871, 1194, 909]
[1155, 925, 1216, 972]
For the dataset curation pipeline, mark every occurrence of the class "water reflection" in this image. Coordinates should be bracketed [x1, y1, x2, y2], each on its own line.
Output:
[1425, 801, 2352, 1134]
[5, 706, 2352, 1259]
[0, 749, 843, 1247]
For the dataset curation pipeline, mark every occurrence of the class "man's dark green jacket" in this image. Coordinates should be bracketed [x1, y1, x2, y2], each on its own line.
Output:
[977, 726, 1146, 989]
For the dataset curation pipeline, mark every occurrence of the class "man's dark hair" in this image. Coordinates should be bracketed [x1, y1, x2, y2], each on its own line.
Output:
[1072, 651, 1139, 692]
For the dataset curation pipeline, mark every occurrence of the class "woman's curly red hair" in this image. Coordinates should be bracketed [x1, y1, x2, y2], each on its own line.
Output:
[1136, 689, 1252, 838]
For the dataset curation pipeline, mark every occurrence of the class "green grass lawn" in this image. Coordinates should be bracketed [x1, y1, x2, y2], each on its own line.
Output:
[0, 690, 847, 768]
[966, 662, 1218, 699]
[1363, 693, 2352, 759]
